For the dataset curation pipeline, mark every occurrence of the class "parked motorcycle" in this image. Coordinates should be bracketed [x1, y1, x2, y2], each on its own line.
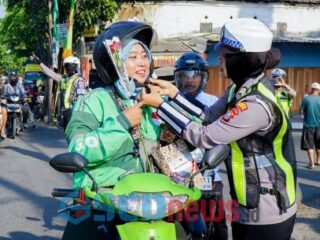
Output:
[34, 91, 45, 120]
[50, 144, 230, 239]
[6, 94, 24, 139]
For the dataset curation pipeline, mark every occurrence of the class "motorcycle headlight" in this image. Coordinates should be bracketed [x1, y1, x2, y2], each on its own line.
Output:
[109, 192, 189, 220]
[10, 96, 19, 102]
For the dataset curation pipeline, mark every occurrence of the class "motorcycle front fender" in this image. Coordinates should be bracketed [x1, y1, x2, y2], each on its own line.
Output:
[117, 221, 176, 240]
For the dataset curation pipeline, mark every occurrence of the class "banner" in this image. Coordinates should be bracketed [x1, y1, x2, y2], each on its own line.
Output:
[52, 0, 60, 68]
[62, 0, 77, 59]
[81, 56, 89, 82]
[53, 0, 59, 40]
[57, 23, 67, 44]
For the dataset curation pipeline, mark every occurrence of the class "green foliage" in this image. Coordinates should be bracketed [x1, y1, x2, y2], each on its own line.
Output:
[0, 45, 27, 75]
[0, 0, 118, 72]
[74, 0, 118, 38]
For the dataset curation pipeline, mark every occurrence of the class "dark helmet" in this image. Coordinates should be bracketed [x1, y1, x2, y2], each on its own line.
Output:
[93, 21, 154, 84]
[174, 52, 209, 94]
[9, 71, 18, 86]
[9, 71, 18, 79]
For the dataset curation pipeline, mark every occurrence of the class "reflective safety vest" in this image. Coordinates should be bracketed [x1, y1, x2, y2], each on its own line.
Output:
[226, 76, 296, 211]
[275, 90, 293, 118]
[59, 74, 81, 109]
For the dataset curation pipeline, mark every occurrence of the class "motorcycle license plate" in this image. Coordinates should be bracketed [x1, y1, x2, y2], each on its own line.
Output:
[200, 176, 212, 191]
[7, 104, 21, 108]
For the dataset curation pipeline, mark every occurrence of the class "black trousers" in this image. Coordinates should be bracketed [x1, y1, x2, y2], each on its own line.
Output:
[62, 109, 72, 130]
[204, 181, 228, 240]
[232, 214, 296, 240]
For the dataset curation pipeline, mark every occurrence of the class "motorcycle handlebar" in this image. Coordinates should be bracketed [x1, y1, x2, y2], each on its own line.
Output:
[52, 188, 80, 198]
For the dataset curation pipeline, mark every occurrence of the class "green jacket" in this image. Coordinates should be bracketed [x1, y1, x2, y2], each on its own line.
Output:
[65, 87, 161, 188]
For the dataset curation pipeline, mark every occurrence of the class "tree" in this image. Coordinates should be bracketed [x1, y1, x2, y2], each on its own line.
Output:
[0, 0, 118, 68]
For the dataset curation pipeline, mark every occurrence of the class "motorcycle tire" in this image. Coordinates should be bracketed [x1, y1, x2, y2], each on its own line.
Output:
[11, 116, 16, 139]
[19, 114, 24, 132]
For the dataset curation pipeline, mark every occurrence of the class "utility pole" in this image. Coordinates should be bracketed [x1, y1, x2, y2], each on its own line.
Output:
[47, 0, 53, 125]
[7, 49, 11, 74]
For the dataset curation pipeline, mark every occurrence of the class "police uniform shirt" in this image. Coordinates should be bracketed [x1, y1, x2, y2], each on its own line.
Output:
[158, 77, 297, 225]
[190, 89, 297, 224]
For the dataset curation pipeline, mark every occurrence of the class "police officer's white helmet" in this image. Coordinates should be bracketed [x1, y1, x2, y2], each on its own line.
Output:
[272, 68, 287, 79]
[63, 56, 80, 67]
[215, 18, 273, 53]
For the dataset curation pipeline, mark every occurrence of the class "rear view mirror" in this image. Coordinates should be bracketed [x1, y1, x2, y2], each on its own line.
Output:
[203, 145, 230, 169]
[50, 153, 88, 173]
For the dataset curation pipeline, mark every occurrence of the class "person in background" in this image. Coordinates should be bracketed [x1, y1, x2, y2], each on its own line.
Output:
[0, 76, 8, 139]
[299, 82, 320, 169]
[1, 71, 27, 138]
[174, 51, 227, 239]
[271, 68, 296, 118]
[30, 55, 86, 130]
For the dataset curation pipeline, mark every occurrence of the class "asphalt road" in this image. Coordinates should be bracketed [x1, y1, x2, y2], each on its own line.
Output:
[0, 124, 319, 240]
[0, 123, 69, 240]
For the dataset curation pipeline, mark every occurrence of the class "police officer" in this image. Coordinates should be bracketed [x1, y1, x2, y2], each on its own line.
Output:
[175, 52, 227, 239]
[271, 68, 296, 117]
[31, 55, 87, 130]
[142, 18, 297, 240]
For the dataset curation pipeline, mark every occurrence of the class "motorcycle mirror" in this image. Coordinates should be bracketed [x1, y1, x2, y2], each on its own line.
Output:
[50, 152, 88, 173]
[203, 144, 230, 169]
[50, 153, 99, 192]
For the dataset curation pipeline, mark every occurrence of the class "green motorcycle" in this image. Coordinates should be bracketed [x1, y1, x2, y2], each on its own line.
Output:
[50, 145, 229, 239]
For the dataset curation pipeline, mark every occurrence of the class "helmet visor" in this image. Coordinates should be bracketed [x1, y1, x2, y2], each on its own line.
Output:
[174, 70, 208, 95]
[65, 63, 78, 73]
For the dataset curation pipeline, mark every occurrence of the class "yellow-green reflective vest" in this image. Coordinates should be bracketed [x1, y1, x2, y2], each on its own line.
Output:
[275, 90, 293, 118]
[226, 78, 296, 211]
[59, 74, 81, 109]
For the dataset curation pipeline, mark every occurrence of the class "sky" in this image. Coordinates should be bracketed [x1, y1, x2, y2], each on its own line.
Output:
[0, 5, 5, 19]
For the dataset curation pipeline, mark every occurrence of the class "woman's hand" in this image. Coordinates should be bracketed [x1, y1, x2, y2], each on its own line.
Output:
[149, 78, 179, 99]
[123, 102, 143, 127]
[141, 85, 164, 108]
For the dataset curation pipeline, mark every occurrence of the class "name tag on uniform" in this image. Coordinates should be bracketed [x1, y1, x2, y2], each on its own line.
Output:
[200, 176, 212, 191]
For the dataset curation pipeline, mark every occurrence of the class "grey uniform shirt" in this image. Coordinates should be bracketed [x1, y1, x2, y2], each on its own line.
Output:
[182, 80, 296, 225]
[40, 63, 63, 82]
[40, 63, 87, 103]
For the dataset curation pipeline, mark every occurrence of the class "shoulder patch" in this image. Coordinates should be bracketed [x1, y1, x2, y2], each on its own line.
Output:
[221, 107, 239, 122]
[236, 102, 248, 112]
[221, 102, 249, 122]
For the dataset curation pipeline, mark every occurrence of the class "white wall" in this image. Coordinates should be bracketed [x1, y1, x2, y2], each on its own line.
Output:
[115, 1, 320, 39]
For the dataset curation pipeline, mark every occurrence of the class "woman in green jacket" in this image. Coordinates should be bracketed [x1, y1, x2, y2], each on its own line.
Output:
[62, 21, 162, 240]
[65, 21, 161, 189]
